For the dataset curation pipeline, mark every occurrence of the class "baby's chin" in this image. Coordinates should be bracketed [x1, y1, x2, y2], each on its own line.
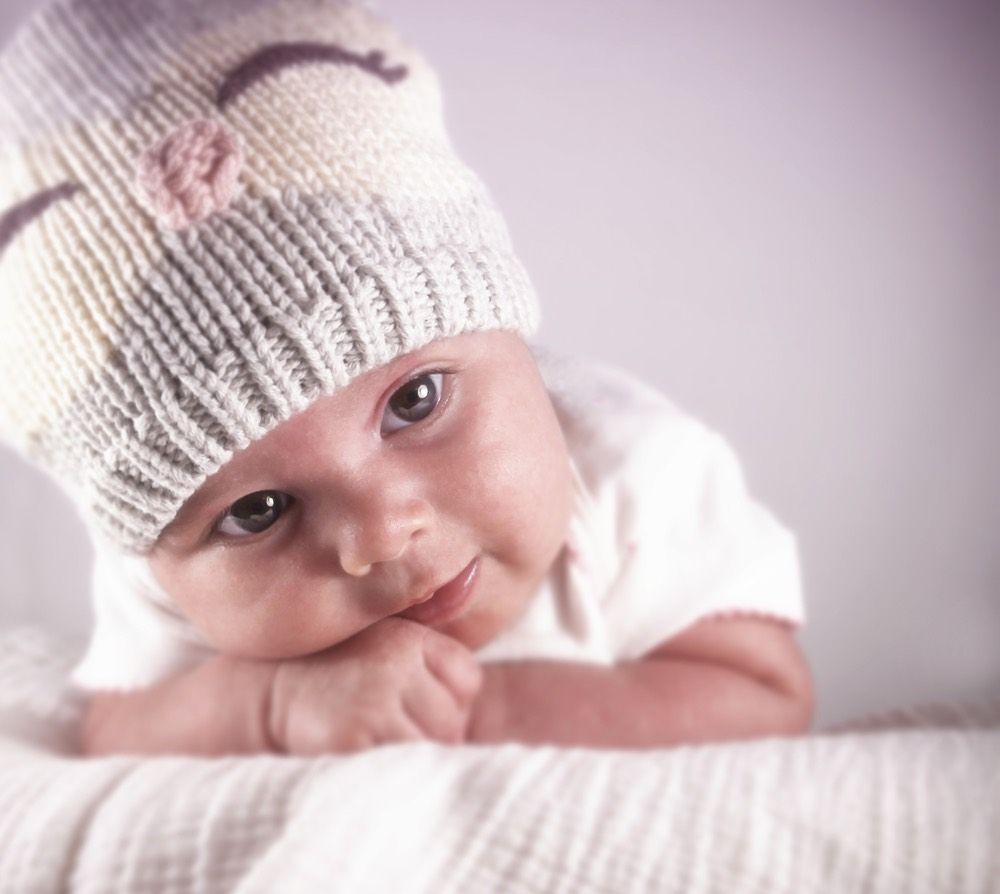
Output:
[435, 613, 504, 652]
[434, 576, 538, 651]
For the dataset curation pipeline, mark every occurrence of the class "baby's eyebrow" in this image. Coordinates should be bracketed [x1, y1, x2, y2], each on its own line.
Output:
[217, 41, 408, 110]
[0, 182, 80, 259]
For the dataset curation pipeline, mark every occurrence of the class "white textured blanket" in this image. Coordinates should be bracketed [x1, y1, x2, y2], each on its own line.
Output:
[1, 627, 997, 893]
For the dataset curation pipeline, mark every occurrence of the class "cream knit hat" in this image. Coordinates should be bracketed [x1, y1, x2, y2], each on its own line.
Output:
[0, 0, 539, 554]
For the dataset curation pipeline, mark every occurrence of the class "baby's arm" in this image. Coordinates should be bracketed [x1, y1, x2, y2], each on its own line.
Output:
[81, 654, 275, 756]
[468, 616, 812, 748]
[80, 618, 481, 757]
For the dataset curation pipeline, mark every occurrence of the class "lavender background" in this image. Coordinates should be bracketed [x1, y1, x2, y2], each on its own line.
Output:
[1, 0, 997, 726]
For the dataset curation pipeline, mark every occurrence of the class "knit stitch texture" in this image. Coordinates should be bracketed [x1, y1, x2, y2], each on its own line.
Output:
[0, 0, 539, 553]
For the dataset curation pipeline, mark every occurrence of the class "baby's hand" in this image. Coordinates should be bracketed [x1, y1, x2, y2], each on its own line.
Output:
[266, 617, 482, 755]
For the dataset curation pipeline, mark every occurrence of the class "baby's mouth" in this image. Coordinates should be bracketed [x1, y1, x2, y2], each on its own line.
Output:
[397, 556, 480, 626]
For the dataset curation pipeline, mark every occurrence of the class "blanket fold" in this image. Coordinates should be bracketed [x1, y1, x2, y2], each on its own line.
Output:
[1, 627, 997, 894]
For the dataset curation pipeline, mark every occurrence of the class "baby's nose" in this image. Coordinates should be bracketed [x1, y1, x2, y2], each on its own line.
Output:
[335, 497, 433, 577]
[341, 558, 373, 577]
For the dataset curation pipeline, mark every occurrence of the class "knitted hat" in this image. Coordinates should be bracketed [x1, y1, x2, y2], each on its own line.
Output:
[0, 0, 539, 555]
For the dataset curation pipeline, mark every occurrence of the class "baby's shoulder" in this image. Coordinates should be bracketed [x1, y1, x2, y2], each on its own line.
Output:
[530, 344, 724, 498]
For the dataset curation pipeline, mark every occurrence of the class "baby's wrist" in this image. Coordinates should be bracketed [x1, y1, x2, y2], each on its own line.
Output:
[466, 662, 510, 744]
[210, 654, 283, 754]
[257, 659, 288, 754]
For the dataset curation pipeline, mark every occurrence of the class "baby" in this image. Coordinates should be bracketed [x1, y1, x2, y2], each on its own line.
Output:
[0, 0, 812, 756]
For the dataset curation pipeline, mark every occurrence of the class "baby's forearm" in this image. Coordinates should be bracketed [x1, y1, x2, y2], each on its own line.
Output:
[80, 656, 277, 757]
[468, 658, 812, 748]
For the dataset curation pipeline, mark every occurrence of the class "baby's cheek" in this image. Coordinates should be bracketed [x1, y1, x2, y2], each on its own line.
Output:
[163, 563, 289, 658]
[205, 575, 373, 660]
[201, 586, 317, 659]
[517, 452, 573, 559]
[181, 587, 268, 656]
[470, 422, 572, 564]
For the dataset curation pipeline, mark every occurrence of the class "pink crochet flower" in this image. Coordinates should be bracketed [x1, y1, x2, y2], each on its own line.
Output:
[136, 118, 243, 229]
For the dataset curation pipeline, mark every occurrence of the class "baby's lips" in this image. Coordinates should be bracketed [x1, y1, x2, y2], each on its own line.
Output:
[135, 118, 244, 229]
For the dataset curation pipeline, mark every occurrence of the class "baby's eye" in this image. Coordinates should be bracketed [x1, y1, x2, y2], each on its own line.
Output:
[216, 490, 294, 538]
[381, 371, 445, 435]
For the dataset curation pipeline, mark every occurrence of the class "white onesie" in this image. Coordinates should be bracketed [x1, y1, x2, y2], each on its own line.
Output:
[71, 346, 804, 690]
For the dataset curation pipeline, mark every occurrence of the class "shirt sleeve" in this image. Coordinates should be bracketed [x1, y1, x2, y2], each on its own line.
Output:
[69, 542, 214, 692]
[597, 413, 805, 661]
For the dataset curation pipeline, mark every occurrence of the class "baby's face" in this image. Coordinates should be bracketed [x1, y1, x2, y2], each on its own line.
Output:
[148, 331, 574, 659]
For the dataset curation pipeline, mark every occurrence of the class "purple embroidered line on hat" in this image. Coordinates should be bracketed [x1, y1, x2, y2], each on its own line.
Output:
[217, 41, 408, 109]
[0, 182, 80, 258]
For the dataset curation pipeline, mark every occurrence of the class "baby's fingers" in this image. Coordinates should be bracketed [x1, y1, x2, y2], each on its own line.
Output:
[400, 676, 473, 745]
[422, 632, 483, 707]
